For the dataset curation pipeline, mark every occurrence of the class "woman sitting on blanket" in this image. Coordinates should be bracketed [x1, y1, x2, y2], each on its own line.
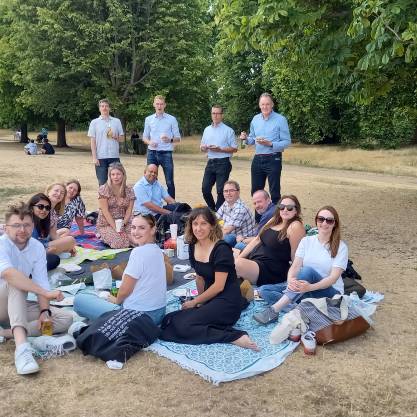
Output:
[253, 205, 348, 325]
[73, 214, 167, 325]
[56, 179, 86, 236]
[234, 195, 305, 286]
[28, 193, 76, 270]
[45, 182, 70, 238]
[96, 162, 135, 249]
[160, 207, 259, 351]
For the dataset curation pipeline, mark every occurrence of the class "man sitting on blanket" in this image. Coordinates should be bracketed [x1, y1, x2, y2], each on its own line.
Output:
[133, 164, 177, 218]
[0, 202, 72, 375]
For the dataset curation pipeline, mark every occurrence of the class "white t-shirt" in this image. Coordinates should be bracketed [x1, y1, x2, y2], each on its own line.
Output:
[88, 116, 124, 159]
[0, 235, 50, 290]
[295, 235, 348, 294]
[122, 243, 166, 311]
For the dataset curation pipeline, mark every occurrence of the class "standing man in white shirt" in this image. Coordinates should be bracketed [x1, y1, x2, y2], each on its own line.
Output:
[0, 203, 72, 375]
[88, 98, 124, 185]
[142, 95, 181, 199]
[200, 105, 238, 211]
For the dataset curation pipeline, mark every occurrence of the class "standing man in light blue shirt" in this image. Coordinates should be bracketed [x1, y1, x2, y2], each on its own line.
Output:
[240, 93, 291, 209]
[142, 95, 181, 199]
[88, 99, 124, 186]
[200, 105, 238, 210]
[133, 164, 176, 217]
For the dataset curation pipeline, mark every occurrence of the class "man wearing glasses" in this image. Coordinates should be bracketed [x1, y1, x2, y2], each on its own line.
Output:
[0, 203, 72, 375]
[200, 105, 238, 211]
[142, 95, 181, 199]
[216, 180, 256, 247]
[239, 93, 291, 214]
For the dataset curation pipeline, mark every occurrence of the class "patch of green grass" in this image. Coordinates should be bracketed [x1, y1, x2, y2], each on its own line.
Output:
[0, 187, 34, 199]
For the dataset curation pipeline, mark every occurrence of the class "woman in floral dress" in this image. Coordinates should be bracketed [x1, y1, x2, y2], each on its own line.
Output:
[97, 162, 135, 248]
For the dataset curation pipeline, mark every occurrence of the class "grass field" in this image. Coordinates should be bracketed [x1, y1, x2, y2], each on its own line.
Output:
[3, 129, 417, 177]
[0, 130, 416, 417]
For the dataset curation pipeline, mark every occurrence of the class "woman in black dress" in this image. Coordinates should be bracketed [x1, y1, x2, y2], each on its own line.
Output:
[160, 207, 259, 351]
[234, 195, 305, 286]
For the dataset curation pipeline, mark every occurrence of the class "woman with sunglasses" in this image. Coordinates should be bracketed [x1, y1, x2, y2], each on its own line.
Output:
[253, 205, 348, 325]
[96, 162, 135, 248]
[56, 180, 86, 236]
[234, 195, 306, 286]
[160, 207, 259, 351]
[73, 214, 166, 324]
[28, 193, 76, 270]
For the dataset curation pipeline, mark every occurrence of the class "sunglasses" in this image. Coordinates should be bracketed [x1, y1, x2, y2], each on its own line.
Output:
[34, 204, 51, 211]
[316, 216, 335, 225]
[279, 204, 296, 211]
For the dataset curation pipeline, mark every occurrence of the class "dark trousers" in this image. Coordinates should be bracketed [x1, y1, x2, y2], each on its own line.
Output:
[201, 158, 232, 211]
[95, 158, 120, 186]
[147, 150, 175, 198]
[251, 153, 282, 205]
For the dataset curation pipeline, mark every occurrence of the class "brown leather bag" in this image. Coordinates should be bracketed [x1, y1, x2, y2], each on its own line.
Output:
[315, 316, 370, 345]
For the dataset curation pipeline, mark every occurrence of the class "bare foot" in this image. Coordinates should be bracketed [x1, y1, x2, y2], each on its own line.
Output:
[232, 335, 260, 352]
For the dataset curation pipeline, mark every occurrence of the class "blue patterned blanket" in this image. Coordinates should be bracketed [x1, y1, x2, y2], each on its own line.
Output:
[147, 282, 384, 385]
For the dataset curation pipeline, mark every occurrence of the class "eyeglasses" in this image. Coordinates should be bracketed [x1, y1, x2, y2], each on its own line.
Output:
[279, 204, 296, 211]
[34, 204, 51, 211]
[223, 189, 238, 194]
[316, 216, 335, 225]
[6, 223, 32, 230]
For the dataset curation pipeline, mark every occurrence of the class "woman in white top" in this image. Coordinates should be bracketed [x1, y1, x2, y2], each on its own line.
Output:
[253, 205, 348, 325]
[74, 214, 167, 324]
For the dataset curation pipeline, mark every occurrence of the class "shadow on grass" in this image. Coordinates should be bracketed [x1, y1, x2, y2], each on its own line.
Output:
[0, 187, 34, 199]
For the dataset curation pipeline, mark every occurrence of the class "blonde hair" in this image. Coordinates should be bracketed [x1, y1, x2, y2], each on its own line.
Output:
[45, 182, 66, 215]
[153, 95, 166, 102]
[106, 162, 127, 198]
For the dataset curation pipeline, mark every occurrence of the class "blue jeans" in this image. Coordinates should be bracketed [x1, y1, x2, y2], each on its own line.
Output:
[234, 241, 246, 251]
[258, 282, 288, 305]
[223, 233, 237, 247]
[285, 266, 339, 303]
[95, 158, 120, 186]
[201, 158, 232, 211]
[147, 150, 175, 198]
[251, 153, 282, 205]
[73, 292, 166, 325]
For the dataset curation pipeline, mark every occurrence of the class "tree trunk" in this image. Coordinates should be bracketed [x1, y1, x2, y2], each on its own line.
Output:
[56, 118, 68, 147]
[20, 122, 28, 143]
[121, 117, 129, 153]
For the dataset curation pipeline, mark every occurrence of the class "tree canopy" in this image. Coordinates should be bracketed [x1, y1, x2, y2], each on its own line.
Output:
[0, 0, 416, 148]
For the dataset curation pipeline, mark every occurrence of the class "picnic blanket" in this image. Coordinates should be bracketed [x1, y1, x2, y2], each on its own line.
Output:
[147, 282, 384, 385]
[70, 222, 107, 250]
[59, 246, 130, 266]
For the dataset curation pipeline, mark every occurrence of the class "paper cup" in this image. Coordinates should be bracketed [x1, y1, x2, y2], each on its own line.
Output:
[169, 224, 178, 240]
[115, 219, 123, 233]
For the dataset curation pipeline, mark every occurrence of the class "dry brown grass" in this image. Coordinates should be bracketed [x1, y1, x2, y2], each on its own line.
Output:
[0, 133, 417, 417]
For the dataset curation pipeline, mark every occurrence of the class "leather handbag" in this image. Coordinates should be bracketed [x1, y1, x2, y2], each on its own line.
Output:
[315, 315, 370, 345]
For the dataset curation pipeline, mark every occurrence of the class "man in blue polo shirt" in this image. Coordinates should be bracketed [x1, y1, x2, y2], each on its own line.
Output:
[133, 164, 176, 217]
[142, 95, 181, 199]
[88, 98, 124, 185]
[200, 105, 238, 211]
[240, 93, 291, 209]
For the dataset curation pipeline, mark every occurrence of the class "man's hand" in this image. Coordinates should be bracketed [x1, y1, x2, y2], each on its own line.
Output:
[239, 131, 247, 140]
[208, 145, 222, 152]
[200, 145, 208, 152]
[93, 158, 100, 166]
[149, 141, 159, 148]
[160, 134, 171, 143]
[45, 290, 64, 302]
[256, 137, 272, 147]
[37, 311, 51, 330]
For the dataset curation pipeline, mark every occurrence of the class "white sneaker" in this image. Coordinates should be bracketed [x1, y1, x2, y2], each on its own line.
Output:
[31, 334, 76, 356]
[301, 331, 317, 355]
[68, 321, 87, 337]
[15, 343, 40, 375]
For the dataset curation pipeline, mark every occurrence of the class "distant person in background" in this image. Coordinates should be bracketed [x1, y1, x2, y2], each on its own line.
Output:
[200, 105, 238, 211]
[24, 140, 37, 155]
[88, 98, 124, 186]
[40, 127, 48, 141]
[130, 129, 140, 155]
[41, 138, 55, 155]
[57, 180, 86, 235]
[240, 93, 291, 217]
[142, 95, 181, 198]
